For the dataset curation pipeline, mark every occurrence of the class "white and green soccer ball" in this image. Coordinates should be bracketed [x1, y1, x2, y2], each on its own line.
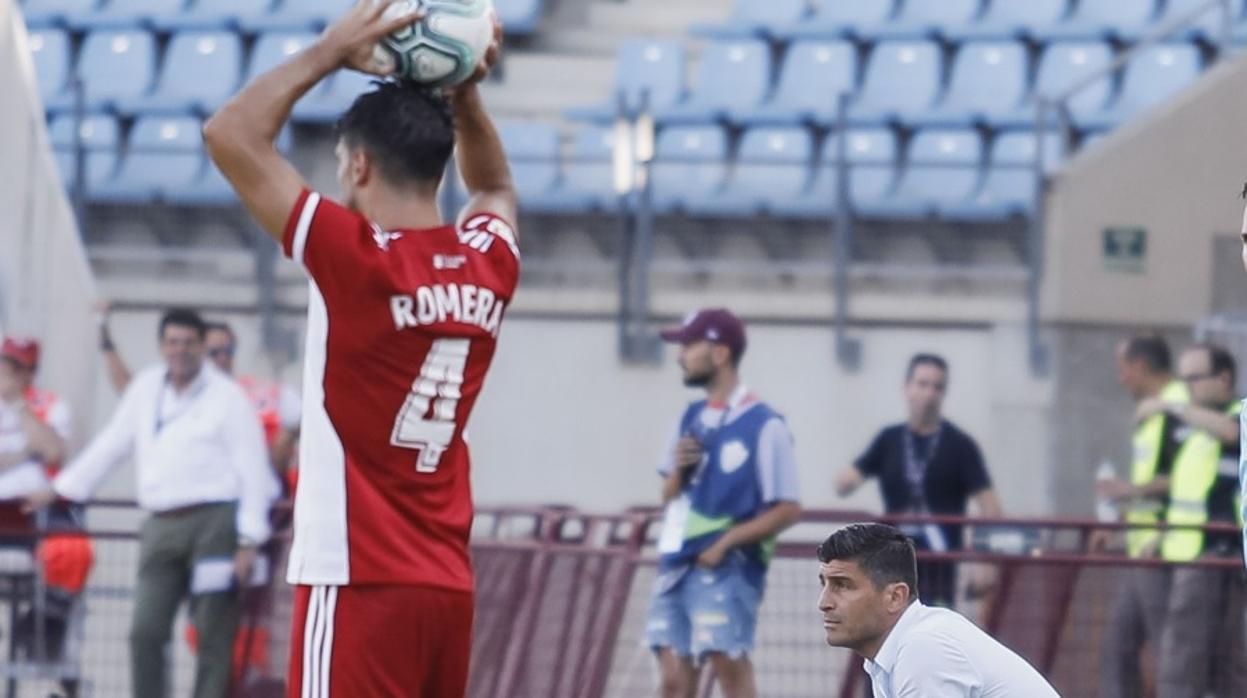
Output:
[372, 0, 496, 89]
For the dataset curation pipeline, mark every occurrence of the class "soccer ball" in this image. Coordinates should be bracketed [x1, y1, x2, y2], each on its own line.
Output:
[373, 0, 496, 89]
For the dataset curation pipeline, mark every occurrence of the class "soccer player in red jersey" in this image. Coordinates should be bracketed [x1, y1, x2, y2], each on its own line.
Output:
[204, 2, 515, 695]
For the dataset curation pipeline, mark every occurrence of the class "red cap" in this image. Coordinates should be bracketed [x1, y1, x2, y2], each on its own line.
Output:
[1, 337, 40, 369]
[659, 308, 747, 359]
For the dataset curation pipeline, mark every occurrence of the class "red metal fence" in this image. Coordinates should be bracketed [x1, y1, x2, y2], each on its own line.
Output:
[0, 502, 1243, 697]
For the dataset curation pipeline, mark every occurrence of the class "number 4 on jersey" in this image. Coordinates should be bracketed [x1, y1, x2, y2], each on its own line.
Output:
[390, 338, 470, 472]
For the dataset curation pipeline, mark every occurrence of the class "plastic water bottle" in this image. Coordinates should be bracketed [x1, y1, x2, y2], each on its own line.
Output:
[1096, 461, 1119, 523]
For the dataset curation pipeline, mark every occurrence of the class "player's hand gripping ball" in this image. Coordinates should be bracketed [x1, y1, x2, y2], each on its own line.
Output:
[372, 0, 497, 88]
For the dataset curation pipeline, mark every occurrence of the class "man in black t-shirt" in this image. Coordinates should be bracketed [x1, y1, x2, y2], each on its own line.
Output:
[836, 353, 1003, 608]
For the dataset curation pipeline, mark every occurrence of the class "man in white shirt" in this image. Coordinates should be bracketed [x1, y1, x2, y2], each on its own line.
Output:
[27, 308, 277, 698]
[818, 523, 1060, 698]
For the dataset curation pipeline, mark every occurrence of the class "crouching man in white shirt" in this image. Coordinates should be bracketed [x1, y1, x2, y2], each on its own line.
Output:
[818, 523, 1060, 698]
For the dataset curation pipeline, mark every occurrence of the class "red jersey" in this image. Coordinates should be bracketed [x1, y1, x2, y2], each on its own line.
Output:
[281, 190, 519, 590]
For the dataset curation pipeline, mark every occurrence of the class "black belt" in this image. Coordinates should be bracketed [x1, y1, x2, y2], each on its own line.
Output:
[153, 501, 230, 518]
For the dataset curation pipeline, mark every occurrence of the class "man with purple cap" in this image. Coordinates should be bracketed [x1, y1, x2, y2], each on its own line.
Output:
[646, 308, 803, 698]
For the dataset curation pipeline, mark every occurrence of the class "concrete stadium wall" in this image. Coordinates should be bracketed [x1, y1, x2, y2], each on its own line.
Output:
[1043, 51, 1247, 327]
[97, 307, 1057, 518]
[0, 1, 100, 451]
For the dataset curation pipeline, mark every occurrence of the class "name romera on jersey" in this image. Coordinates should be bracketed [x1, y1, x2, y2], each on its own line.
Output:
[390, 283, 506, 337]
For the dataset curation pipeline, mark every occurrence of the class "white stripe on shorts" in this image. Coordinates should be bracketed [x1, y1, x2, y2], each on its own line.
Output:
[303, 586, 339, 698]
[301, 586, 321, 698]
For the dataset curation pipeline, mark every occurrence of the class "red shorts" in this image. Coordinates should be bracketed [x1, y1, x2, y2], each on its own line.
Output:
[287, 584, 473, 698]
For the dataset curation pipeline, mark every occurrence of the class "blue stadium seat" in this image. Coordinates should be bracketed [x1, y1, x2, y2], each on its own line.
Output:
[855, 129, 982, 219]
[292, 69, 380, 123]
[783, 128, 898, 218]
[117, 31, 242, 115]
[163, 160, 237, 205]
[496, 0, 545, 37]
[1144, 0, 1241, 42]
[48, 113, 121, 193]
[1077, 43, 1201, 129]
[686, 127, 813, 217]
[940, 130, 1063, 221]
[917, 41, 1028, 127]
[771, 0, 895, 40]
[736, 40, 856, 126]
[93, 115, 202, 203]
[28, 28, 72, 111]
[242, 0, 353, 32]
[497, 121, 563, 213]
[566, 40, 685, 123]
[154, 0, 274, 31]
[846, 41, 942, 125]
[945, 0, 1070, 41]
[21, 0, 98, 28]
[649, 125, 729, 214]
[70, 0, 186, 30]
[999, 41, 1113, 128]
[544, 127, 619, 213]
[247, 31, 316, 81]
[656, 40, 770, 124]
[869, 0, 982, 39]
[1034, 0, 1159, 41]
[692, 0, 810, 39]
[77, 30, 157, 111]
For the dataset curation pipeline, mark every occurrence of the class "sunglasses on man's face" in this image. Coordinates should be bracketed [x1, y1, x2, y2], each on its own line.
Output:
[207, 347, 235, 359]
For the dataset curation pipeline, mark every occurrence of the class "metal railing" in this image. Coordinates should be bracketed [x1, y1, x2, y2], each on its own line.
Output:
[0, 501, 1243, 697]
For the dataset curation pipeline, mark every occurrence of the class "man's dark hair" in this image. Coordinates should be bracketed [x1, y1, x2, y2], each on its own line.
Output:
[818, 523, 919, 598]
[205, 321, 236, 345]
[337, 81, 455, 191]
[1195, 342, 1237, 386]
[905, 353, 948, 382]
[158, 308, 207, 340]
[1123, 334, 1172, 374]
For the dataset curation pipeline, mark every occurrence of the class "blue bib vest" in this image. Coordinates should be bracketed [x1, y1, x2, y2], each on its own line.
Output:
[659, 396, 783, 586]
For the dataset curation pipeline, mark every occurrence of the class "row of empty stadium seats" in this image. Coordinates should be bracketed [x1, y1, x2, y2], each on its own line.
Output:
[499, 121, 1063, 221]
[51, 110, 1062, 222]
[23, 0, 545, 36]
[571, 37, 1205, 131]
[49, 113, 291, 204]
[697, 0, 1245, 44]
[30, 28, 379, 120]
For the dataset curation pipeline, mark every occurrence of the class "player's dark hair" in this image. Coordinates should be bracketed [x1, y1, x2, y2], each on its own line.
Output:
[1124, 334, 1172, 374]
[158, 308, 207, 340]
[905, 353, 948, 382]
[337, 80, 455, 191]
[1194, 342, 1237, 385]
[818, 523, 919, 598]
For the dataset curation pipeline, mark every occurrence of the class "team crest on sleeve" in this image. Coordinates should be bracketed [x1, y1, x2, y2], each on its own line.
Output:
[460, 215, 519, 258]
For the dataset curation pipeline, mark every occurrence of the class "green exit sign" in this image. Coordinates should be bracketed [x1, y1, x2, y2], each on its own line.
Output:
[1102, 227, 1147, 273]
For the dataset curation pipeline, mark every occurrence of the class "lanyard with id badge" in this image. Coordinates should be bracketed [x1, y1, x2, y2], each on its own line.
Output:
[655, 386, 749, 593]
[901, 426, 949, 553]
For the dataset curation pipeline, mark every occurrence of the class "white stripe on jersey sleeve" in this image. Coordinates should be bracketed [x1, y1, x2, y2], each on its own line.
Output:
[292, 192, 321, 266]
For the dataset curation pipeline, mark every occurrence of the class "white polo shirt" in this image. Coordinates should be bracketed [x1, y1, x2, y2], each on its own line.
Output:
[53, 364, 278, 543]
[864, 601, 1060, 698]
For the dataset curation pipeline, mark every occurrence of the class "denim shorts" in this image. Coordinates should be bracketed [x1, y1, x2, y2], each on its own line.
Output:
[644, 552, 763, 660]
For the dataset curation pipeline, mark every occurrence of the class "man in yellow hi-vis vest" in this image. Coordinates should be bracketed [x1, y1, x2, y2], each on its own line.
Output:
[1097, 335, 1187, 698]
[1152, 344, 1246, 698]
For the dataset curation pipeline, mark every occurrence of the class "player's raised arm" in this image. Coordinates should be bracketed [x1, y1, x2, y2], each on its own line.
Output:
[449, 22, 518, 236]
[204, 0, 420, 240]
